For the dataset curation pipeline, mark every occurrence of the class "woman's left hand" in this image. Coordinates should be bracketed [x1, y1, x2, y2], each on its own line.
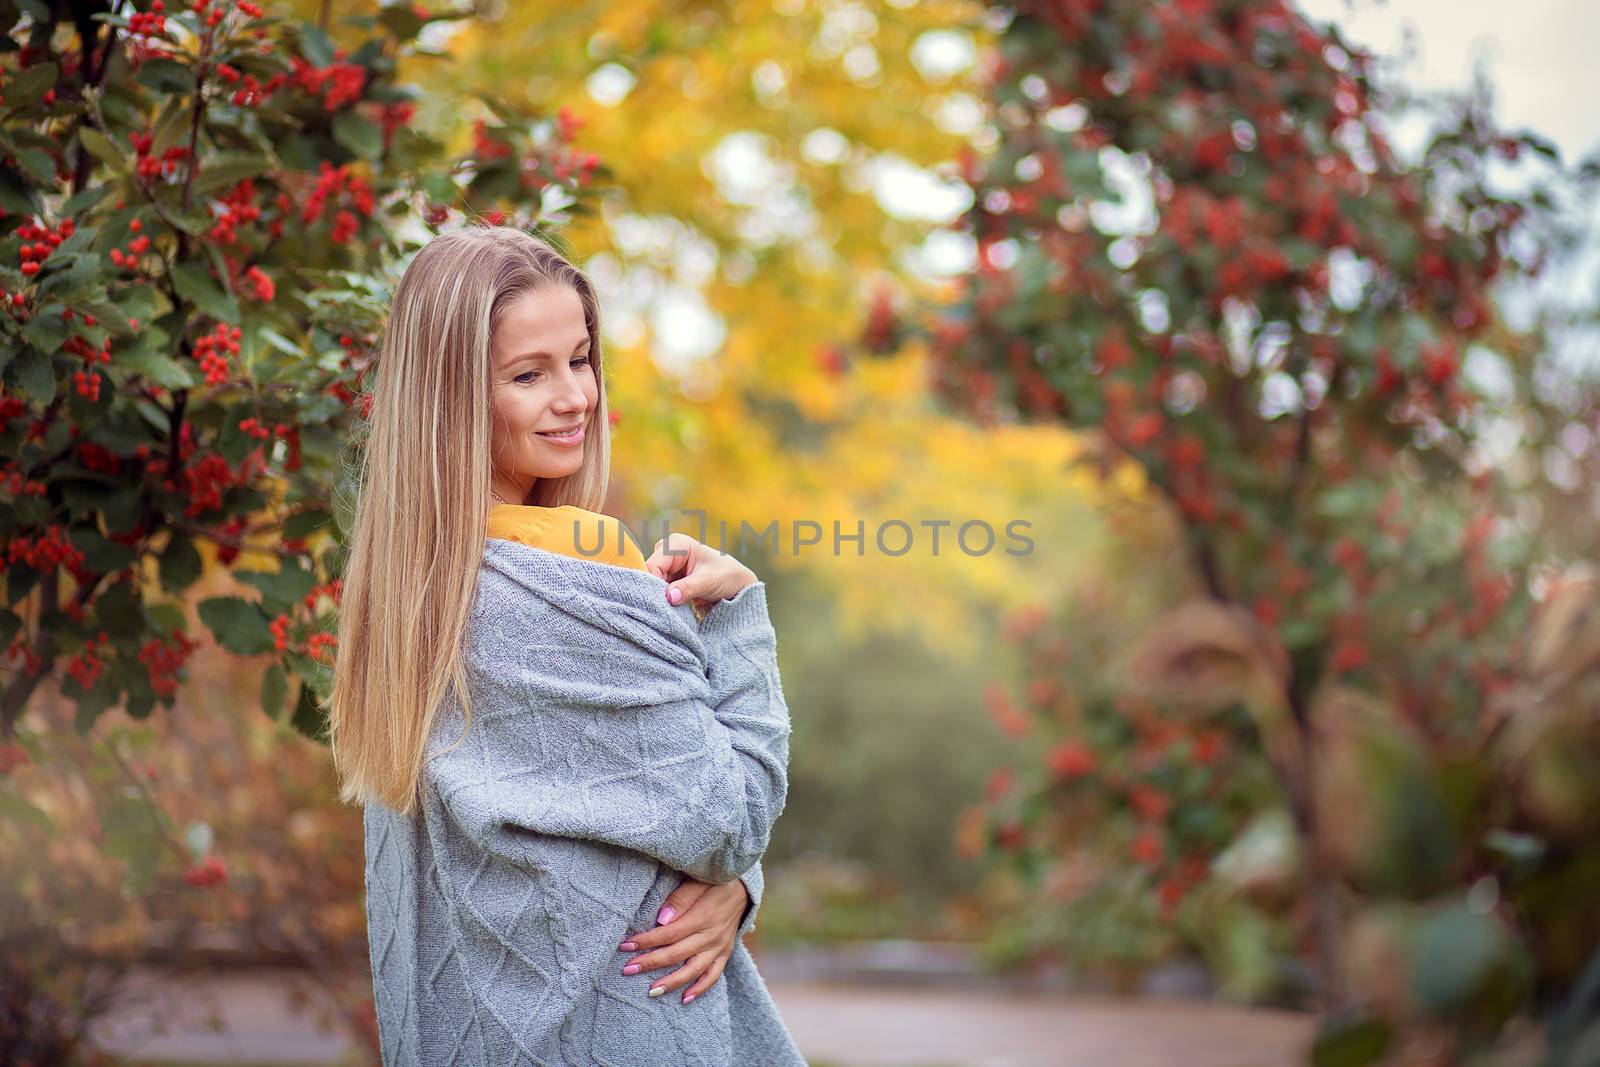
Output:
[617, 876, 749, 1004]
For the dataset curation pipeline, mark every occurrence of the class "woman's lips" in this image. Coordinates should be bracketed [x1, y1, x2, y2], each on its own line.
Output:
[536, 425, 585, 446]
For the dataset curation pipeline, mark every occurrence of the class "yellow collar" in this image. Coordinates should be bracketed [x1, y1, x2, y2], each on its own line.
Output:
[487, 504, 649, 572]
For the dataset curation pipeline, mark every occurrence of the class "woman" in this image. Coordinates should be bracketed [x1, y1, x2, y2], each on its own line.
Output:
[328, 224, 807, 1066]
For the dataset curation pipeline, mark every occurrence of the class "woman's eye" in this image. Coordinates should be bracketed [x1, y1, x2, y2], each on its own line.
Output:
[572, 355, 592, 368]
[514, 371, 538, 384]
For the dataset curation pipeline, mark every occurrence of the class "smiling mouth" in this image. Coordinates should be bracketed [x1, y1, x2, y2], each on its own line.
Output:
[536, 425, 584, 439]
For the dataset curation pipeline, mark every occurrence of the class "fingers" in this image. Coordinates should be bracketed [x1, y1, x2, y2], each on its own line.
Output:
[619, 926, 717, 985]
[680, 951, 730, 1005]
[657, 879, 708, 928]
[621, 884, 707, 953]
[653, 948, 724, 1004]
[646, 534, 697, 581]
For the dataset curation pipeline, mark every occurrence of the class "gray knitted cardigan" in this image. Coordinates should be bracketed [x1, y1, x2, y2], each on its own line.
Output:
[362, 536, 805, 1066]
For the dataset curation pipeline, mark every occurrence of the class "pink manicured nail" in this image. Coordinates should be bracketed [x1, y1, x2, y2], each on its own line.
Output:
[618, 941, 637, 951]
[622, 963, 641, 975]
[683, 992, 696, 1004]
[668, 587, 682, 604]
[657, 906, 676, 925]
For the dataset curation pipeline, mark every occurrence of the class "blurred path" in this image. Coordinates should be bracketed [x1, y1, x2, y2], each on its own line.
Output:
[772, 979, 1312, 1067]
[90, 966, 1313, 1067]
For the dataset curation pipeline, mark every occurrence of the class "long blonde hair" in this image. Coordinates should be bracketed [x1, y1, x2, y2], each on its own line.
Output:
[327, 224, 612, 817]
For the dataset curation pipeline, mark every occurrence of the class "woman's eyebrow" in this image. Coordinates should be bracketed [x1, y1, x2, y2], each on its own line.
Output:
[502, 337, 591, 367]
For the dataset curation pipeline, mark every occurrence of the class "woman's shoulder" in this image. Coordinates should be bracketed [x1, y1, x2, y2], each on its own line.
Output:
[486, 503, 649, 572]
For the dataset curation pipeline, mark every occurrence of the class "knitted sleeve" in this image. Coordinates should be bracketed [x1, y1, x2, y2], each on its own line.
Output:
[700, 582, 781, 934]
[428, 579, 791, 892]
[737, 860, 764, 936]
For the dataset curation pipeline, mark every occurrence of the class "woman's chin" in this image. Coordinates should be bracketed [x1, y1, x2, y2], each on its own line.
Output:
[525, 456, 585, 480]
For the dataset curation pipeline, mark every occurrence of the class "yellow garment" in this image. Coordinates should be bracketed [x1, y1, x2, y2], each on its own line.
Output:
[486, 504, 649, 573]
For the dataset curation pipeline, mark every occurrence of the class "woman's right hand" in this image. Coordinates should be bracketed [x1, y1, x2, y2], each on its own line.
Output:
[645, 532, 757, 613]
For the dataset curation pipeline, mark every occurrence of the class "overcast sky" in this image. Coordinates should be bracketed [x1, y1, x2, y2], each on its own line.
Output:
[1299, 0, 1600, 166]
[580, 1, 1600, 369]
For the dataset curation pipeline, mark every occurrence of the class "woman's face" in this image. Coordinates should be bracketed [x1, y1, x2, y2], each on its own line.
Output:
[488, 285, 598, 503]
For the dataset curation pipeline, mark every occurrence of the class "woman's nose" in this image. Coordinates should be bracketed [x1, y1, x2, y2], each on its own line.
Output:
[552, 377, 588, 414]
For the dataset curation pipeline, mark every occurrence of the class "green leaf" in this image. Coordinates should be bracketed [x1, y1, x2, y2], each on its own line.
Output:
[143, 602, 186, 636]
[149, 96, 193, 158]
[191, 152, 274, 197]
[299, 23, 337, 67]
[283, 508, 333, 539]
[69, 527, 138, 573]
[78, 299, 137, 339]
[0, 166, 38, 215]
[198, 596, 275, 655]
[60, 182, 117, 217]
[284, 648, 332, 697]
[234, 563, 316, 613]
[377, 4, 428, 40]
[36, 253, 101, 300]
[4, 62, 58, 109]
[14, 147, 56, 186]
[117, 346, 196, 390]
[1310, 1015, 1391, 1067]
[1412, 903, 1515, 1016]
[159, 534, 203, 593]
[260, 663, 289, 719]
[290, 681, 329, 741]
[170, 261, 240, 324]
[258, 326, 306, 358]
[77, 127, 126, 171]
[94, 579, 143, 633]
[20, 313, 68, 354]
[332, 111, 383, 160]
[134, 57, 194, 95]
[72, 671, 121, 732]
[0, 787, 56, 834]
[13, 348, 55, 405]
[99, 794, 167, 895]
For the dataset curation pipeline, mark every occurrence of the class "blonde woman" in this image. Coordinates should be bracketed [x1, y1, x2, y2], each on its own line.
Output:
[328, 224, 805, 1066]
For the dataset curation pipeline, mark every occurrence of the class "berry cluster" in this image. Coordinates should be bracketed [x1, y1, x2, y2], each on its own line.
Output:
[269, 612, 291, 652]
[0, 743, 28, 776]
[129, 0, 167, 38]
[138, 628, 200, 697]
[472, 119, 513, 160]
[241, 265, 274, 301]
[209, 180, 262, 245]
[127, 130, 190, 182]
[301, 161, 374, 244]
[290, 50, 366, 112]
[379, 100, 417, 152]
[303, 577, 344, 610]
[0, 396, 30, 431]
[108, 216, 154, 272]
[77, 441, 119, 474]
[222, 63, 288, 108]
[65, 631, 113, 690]
[1, 459, 49, 498]
[305, 630, 337, 662]
[180, 452, 234, 517]
[194, 321, 242, 386]
[7, 525, 86, 572]
[5, 632, 43, 675]
[16, 215, 73, 276]
[182, 855, 227, 888]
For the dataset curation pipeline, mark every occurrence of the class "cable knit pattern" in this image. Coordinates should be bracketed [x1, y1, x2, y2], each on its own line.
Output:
[362, 536, 805, 1066]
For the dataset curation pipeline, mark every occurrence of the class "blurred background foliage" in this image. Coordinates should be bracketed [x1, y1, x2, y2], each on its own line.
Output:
[4, 0, 1598, 1064]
